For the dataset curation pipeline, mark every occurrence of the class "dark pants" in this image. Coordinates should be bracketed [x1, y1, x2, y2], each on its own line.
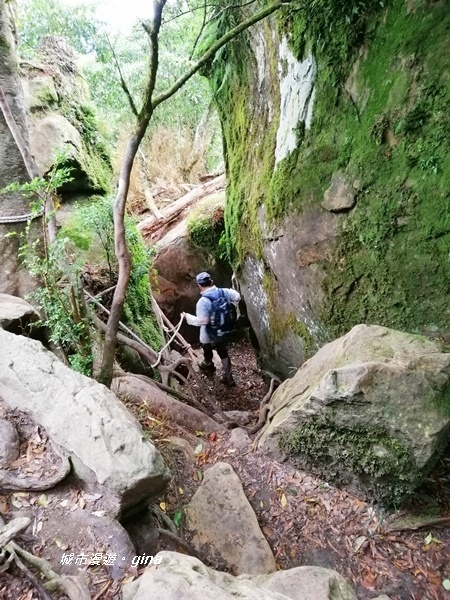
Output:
[202, 342, 229, 362]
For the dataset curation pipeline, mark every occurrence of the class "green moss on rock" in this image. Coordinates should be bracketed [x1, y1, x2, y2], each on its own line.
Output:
[187, 194, 225, 255]
[279, 416, 418, 503]
[207, 0, 450, 343]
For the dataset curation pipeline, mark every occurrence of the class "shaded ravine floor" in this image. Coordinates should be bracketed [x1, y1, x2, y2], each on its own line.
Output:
[153, 339, 450, 600]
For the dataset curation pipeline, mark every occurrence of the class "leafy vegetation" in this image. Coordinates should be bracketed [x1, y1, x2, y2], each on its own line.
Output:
[1, 164, 94, 375]
[63, 196, 163, 349]
[187, 193, 226, 255]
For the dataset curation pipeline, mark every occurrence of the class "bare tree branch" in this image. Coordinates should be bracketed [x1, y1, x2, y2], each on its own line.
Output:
[105, 34, 138, 117]
[153, 0, 286, 109]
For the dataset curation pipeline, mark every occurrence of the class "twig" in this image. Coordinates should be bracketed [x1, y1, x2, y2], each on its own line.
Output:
[94, 285, 117, 299]
[106, 34, 138, 117]
[92, 579, 112, 600]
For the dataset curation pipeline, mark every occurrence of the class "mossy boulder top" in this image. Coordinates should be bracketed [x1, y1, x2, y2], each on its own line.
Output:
[258, 324, 450, 502]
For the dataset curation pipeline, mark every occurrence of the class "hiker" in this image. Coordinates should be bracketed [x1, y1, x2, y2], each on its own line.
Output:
[182, 272, 241, 386]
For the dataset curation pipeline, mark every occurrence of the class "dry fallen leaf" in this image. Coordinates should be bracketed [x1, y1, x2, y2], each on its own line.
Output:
[280, 493, 288, 508]
[352, 535, 368, 554]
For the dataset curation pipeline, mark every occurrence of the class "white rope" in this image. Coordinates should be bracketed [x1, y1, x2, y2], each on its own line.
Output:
[151, 314, 185, 368]
[0, 209, 43, 224]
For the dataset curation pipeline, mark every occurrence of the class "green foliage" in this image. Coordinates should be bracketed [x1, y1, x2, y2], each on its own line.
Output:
[18, 0, 214, 133]
[279, 416, 416, 504]
[17, 0, 104, 57]
[2, 164, 93, 376]
[277, 0, 385, 80]
[63, 196, 163, 350]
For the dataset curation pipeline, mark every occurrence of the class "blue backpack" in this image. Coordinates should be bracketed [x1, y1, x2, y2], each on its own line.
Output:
[204, 289, 235, 341]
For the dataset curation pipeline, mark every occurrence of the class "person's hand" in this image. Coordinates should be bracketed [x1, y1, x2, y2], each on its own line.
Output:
[180, 312, 186, 319]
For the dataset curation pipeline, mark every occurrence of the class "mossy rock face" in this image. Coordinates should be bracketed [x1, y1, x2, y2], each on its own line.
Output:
[206, 0, 450, 371]
[258, 324, 450, 503]
[187, 192, 225, 255]
[22, 40, 111, 194]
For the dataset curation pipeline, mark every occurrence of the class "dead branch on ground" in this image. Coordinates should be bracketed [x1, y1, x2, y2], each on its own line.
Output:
[137, 173, 225, 242]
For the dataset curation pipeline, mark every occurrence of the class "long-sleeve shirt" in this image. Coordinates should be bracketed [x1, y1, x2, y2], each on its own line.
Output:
[185, 285, 241, 344]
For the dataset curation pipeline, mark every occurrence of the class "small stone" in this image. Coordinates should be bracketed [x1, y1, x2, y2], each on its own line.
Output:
[215, 410, 253, 426]
[0, 419, 20, 467]
[229, 427, 251, 450]
[322, 171, 356, 212]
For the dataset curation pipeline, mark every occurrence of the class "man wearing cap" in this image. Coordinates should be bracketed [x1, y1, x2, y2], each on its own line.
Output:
[182, 272, 240, 386]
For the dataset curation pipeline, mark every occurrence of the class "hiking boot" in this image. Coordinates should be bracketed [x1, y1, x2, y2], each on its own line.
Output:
[219, 373, 236, 387]
[199, 361, 215, 373]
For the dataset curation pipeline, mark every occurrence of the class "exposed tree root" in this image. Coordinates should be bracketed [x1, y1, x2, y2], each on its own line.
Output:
[0, 515, 91, 600]
[0, 518, 31, 548]
[247, 379, 277, 435]
[112, 375, 225, 434]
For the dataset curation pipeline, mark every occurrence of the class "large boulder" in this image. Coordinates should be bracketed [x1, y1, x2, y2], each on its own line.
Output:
[0, 0, 39, 297]
[20, 38, 111, 193]
[0, 293, 40, 334]
[0, 329, 169, 511]
[258, 324, 450, 502]
[123, 551, 358, 600]
[185, 462, 276, 575]
[29, 112, 83, 175]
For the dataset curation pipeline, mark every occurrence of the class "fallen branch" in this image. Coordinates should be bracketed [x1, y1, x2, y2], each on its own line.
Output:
[137, 174, 225, 242]
[387, 516, 450, 532]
